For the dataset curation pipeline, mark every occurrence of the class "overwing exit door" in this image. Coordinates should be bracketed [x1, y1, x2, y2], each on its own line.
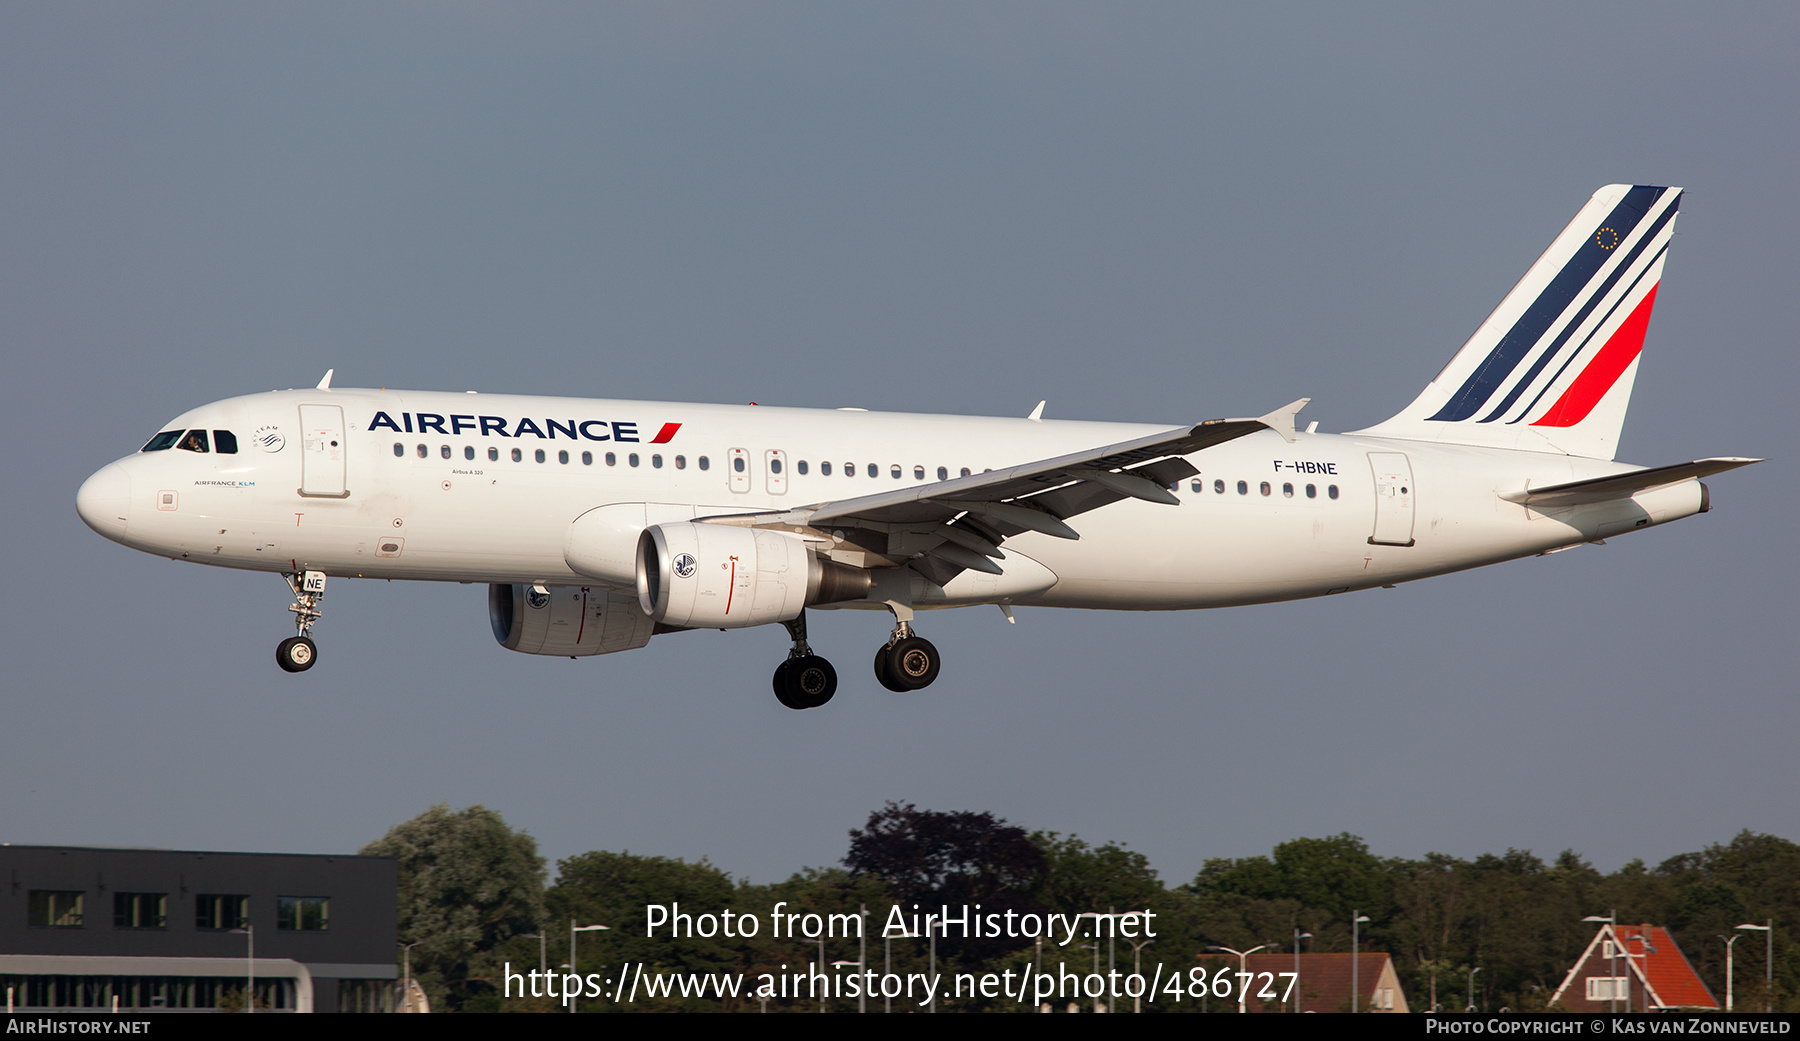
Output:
[298, 404, 349, 498]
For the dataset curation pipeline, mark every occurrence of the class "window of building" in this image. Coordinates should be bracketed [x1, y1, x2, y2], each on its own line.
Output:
[195, 895, 248, 931]
[1586, 977, 1628, 1001]
[28, 891, 84, 928]
[213, 430, 239, 454]
[113, 893, 167, 929]
[276, 896, 329, 932]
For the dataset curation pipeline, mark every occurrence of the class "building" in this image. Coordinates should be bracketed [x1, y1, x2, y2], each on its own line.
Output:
[1549, 923, 1719, 1012]
[1199, 952, 1410, 1013]
[1, 845, 397, 1013]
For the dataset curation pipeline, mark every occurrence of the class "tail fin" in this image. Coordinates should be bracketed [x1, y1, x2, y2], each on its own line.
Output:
[1353, 184, 1682, 460]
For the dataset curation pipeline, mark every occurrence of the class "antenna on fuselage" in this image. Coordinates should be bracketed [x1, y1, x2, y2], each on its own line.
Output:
[315, 369, 335, 390]
[1027, 400, 1046, 422]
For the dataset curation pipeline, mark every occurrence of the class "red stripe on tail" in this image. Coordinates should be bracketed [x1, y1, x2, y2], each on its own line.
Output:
[1532, 283, 1659, 429]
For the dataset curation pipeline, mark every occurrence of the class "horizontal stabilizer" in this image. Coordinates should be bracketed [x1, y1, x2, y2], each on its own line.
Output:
[1501, 457, 1761, 507]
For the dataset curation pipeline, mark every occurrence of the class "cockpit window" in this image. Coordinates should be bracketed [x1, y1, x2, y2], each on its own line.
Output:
[176, 430, 210, 453]
[213, 430, 238, 454]
[141, 430, 184, 452]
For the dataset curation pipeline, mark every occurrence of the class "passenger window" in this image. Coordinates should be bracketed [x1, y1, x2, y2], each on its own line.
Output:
[652, 454, 663, 468]
[890, 465, 901, 480]
[697, 456, 709, 470]
[142, 430, 183, 452]
[795, 459, 807, 475]
[1191, 479, 1203, 492]
[1282, 482, 1294, 498]
[393, 443, 404, 457]
[1306, 483, 1317, 498]
[628, 453, 639, 467]
[511, 448, 522, 462]
[733, 456, 746, 473]
[846, 462, 855, 477]
[582, 451, 593, 465]
[441, 445, 451, 459]
[1215, 479, 1225, 494]
[488, 447, 499, 462]
[465, 446, 475, 460]
[1328, 484, 1339, 499]
[213, 430, 238, 454]
[1237, 480, 1248, 495]
[961, 467, 972, 478]
[868, 463, 879, 478]
[606, 452, 616, 466]
[177, 430, 210, 453]
[768, 457, 779, 473]
[675, 455, 686, 470]
[535, 449, 546, 463]
[1260, 481, 1271, 496]
[417, 444, 427, 459]
[914, 466, 925, 480]
[558, 450, 569, 464]
[938, 466, 948, 481]
[821, 461, 832, 476]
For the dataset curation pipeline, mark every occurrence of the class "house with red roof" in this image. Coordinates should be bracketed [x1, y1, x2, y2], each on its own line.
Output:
[1549, 923, 1719, 1012]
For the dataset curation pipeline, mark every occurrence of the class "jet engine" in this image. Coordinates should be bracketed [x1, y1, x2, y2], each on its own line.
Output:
[636, 522, 871, 628]
[489, 583, 654, 656]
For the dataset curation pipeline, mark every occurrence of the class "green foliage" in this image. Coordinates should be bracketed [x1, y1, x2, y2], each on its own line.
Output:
[360, 803, 547, 1011]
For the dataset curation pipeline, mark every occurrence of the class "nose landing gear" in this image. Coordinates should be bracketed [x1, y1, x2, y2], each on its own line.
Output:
[773, 613, 838, 710]
[277, 571, 326, 673]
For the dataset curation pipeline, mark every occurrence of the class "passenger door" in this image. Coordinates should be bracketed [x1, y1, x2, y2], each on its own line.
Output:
[298, 404, 349, 498]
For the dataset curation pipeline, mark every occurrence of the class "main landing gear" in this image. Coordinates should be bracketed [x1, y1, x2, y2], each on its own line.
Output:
[773, 613, 838, 710]
[873, 619, 941, 692]
[276, 571, 325, 673]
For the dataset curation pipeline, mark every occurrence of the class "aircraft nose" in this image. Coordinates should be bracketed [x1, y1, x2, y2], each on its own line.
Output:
[77, 463, 132, 540]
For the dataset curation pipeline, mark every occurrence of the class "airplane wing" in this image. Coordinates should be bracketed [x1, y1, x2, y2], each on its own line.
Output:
[695, 400, 1306, 586]
[1500, 457, 1761, 507]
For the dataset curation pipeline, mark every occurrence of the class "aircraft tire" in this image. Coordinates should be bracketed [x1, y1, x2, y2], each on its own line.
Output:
[873, 644, 908, 692]
[791, 655, 837, 708]
[276, 636, 317, 673]
[884, 636, 940, 690]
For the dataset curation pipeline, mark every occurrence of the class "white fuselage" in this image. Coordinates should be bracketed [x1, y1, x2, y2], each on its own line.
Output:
[77, 388, 1704, 613]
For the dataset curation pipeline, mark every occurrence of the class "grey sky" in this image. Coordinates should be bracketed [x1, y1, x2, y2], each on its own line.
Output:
[4, 4, 1794, 885]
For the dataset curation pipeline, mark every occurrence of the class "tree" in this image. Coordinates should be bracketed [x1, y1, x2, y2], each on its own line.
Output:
[361, 804, 547, 1011]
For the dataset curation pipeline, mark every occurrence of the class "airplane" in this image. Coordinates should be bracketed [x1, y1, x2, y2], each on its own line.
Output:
[75, 184, 1757, 709]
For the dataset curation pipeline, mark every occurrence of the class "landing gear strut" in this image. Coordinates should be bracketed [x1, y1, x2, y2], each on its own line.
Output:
[873, 604, 940, 691]
[773, 612, 837, 710]
[277, 571, 325, 673]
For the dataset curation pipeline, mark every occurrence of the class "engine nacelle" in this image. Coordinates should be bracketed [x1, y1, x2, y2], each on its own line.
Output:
[489, 583, 655, 656]
[636, 522, 871, 628]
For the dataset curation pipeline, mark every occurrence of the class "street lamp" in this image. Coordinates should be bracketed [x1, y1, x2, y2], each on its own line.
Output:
[1467, 966, 1482, 1013]
[1293, 929, 1312, 1013]
[1583, 913, 1619, 1012]
[1737, 921, 1772, 1013]
[568, 921, 609, 1014]
[399, 940, 422, 1013]
[1351, 913, 1371, 1013]
[1207, 945, 1267, 1013]
[1721, 934, 1742, 1012]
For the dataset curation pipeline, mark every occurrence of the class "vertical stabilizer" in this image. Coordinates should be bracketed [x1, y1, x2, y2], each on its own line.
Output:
[1352, 184, 1682, 460]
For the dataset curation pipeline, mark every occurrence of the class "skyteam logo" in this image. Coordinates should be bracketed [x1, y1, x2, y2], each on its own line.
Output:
[673, 553, 697, 579]
[252, 426, 285, 452]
